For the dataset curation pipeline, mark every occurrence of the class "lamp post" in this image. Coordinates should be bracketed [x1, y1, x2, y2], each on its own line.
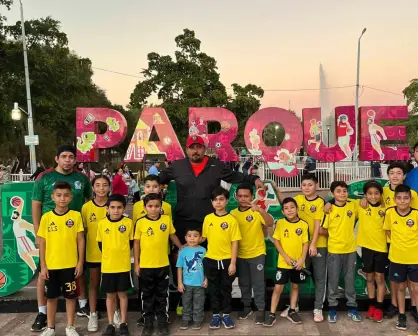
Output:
[326, 125, 331, 147]
[353, 28, 367, 161]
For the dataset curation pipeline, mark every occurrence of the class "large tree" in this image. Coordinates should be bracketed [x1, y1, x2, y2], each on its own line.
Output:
[130, 29, 263, 145]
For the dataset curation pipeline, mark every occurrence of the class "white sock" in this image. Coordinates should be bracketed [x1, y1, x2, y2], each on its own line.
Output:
[38, 305, 47, 314]
[78, 299, 88, 308]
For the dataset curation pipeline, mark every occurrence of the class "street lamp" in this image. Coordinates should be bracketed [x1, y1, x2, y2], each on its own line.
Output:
[18, 0, 37, 174]
[326, 125, 331, 147]
[353, 27, 367, 161]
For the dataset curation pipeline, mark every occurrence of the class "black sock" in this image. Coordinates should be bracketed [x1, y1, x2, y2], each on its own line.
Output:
[375, 301, 383, 310]
[411, 306, 417, 313]
[269, 312, 276, 316]
[369, 298, 376, 307]
[399, 313, 406, 318]
[288, 308, 296, 313]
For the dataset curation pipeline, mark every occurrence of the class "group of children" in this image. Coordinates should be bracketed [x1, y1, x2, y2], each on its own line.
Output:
[36, 163, 418, 336]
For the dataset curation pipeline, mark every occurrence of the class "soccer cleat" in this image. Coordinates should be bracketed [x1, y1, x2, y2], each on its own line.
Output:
[113, 310, 121, 328]
[263, 313, 277, 327]
[76, 306, 90, 318]
[255, 310, 265, 325]
[222, 314, 235, 329]
[372, 308, 383, 323]
[348, 309, 361, 322]
[313, 309, 324, 323]
[40, 328, 55, 336]
[102, 324, 116, 336]
[287, 310, 302, 324]
[411, 306, 418, 324]
[365, 305, 375, 319]
[209, 314, 221, 329]
[88, 312, 99, 332]
[31, 312, 47, 332]
[328, 309, 337, 323]
[65, 325, 80, 336]
[119, 323, 129, 336]
[396, 314, 407, 331]
[384, 304, 399, 319]
[141, 323, 153, 336]
[238, 306, 253, 320]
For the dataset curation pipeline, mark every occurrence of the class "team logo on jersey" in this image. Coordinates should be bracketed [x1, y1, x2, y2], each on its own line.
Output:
[335, 214, 340, 218]
[378, 210, 385, 217]
[407, 219, 415, 227]
[276, 270, 282, 281]
[48, 222, 58, 232]
[347, 210, 353, 218]
[284, 229, 289, 238]
[300, 204, 305, 211]
[209, 223, 213, 226]
[66, 219, 74, 228]
[147, 227, 154, 236]
[295, 228, 303, 236]
[386, 197, 391, 204]
[118, 225, 127, 233]
[393, 221, 398, 225]
[74, 181, 82, 190]
[105, 228, 110, 234]
[220, 222, 228, 230]
[310, 205, 316, 213]
[160, 223, 167, 232]
[90, 213, 96, 222]
[246, 215, 253, 222]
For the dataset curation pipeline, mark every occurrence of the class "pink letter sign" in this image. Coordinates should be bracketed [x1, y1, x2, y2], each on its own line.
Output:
[303, 106, 356, 162]
[189, 108, 238, 161]
[244, 107, 303, 177]
[124, 108, 184, 162]
[76, 108, 127, 162]
[359, 106, 409, 161]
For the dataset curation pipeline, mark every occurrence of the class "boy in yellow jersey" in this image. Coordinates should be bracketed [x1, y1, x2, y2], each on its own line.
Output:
[133, 193, 182, 336]
[231, 183, 273, 325]
[319, 181, 361, 323]
[355, 181, 387, 322]
[81, 175, 110, 332]
[275, 174, 326, 322]
[37, 181, 85, 336]
[263, 198, 309, 327]
[202, 186, 242, 330]
[97, 194, 134, 336]
[383, 184, 418, 333]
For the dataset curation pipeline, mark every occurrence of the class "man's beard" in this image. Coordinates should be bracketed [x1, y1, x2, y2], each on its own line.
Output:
[190, 155, 203, 163]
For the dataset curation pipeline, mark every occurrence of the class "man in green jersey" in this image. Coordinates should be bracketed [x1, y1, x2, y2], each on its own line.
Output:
[31, 145, 92, 332]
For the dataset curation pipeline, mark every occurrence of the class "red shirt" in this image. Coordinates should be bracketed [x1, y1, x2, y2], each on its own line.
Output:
[190, 156, 209, 176]
[337, 123, 348, 137]
[112, 174, 128, 196]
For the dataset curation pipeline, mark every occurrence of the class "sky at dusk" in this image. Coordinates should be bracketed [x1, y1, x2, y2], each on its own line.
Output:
[5, 0, 418, 116]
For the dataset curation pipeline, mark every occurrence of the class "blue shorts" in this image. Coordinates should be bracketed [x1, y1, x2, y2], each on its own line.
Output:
[389, 262, 418, 283]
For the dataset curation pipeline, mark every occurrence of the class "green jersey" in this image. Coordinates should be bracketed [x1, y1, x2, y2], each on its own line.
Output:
[32, 168, 92, 214]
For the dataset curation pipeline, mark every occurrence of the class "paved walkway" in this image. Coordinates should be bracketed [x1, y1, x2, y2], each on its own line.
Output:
[0, 312, 417, 336]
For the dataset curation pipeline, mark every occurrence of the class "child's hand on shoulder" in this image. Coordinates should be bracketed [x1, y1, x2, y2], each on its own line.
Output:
[360, 197, 368, 209]
[178, 283, 185, 293]
[324, 202, 332, 214]
[202, 278, 208, 288]
[228, 263, 236, 276]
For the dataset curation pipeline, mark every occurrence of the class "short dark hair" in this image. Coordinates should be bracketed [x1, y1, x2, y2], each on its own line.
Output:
[185, 228, 202, 236]
[211, 186, 229, 201]
[413, 142, 418, 152]
[91, 174, 111, 186]
[363, 180, 383, 195]
[143, 193, 162, 205]
[144, 175, 160, 184]
[282, 197, 297, 207]
[394, 184, 411, 197]
[107, 193, 127, 207]
[56, 144, 76, 157]
[301, 173, 318, 184]
[330, 181, 348, 193]
[236, 183, 253, 195]
[53, 180, 72, 192]
[387, 162, 406, 175]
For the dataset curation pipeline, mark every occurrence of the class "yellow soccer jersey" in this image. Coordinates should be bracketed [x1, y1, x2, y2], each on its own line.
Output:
[133, 200, 172, 225]
[97, 216, 134, 273]
[272, 218, 309, 269]
[293, 194, 327, 248]
[134, 214, 175, 268]
[230, 207, 266, 259]
[322, 201, 357, 254]
[81, 200, 107, 263]
[37, 210, 84, 270]
[383, 207, 418, 264]
[383, 186, 418, 209]
[355, 200, 387, 253]
[202, 213, 242, 261]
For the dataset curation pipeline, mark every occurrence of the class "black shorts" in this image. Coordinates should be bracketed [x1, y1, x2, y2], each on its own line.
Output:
[101, 271, 133, 293]
[389, 262, 418, 283]
[362, 247, 388, 274]
[86, 262, 101, 269]
[274, 268, 307, 285]
[46, 268, 78, 299]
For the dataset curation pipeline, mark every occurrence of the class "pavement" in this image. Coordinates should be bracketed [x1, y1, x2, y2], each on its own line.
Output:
[0, 311, 417, 336]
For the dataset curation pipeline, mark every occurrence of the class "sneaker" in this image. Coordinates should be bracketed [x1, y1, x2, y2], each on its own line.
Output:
[348, 309, 361, 322]
[365, 305, 375, 319]
[238, 306, 253, 320]
[287, 310, 302, 324]
[113, 310, 121, 328]
[31, 312, 47, 332]
[119, 323, 129, 336]
[40, 328, 55, 336]
[222, 314, 235, 329]
[65, 325, 79, 336]
[396, 314, 407, 331]
[411, 306, 418, 324]
[255, 310, 265, 325]
[384, 304, 399, 319]
[313, 309, 323, 323]
[157, 322, 169, 335]
[88, 312, 99, 332]
[191, 321, 203, 330]
[77, 306, 90, 318]
[280, 305, 299, 318]
[137, 315, 145, 327]
[102, 324, 116, 336]
[180, 321, 190, 330]
[263, 313, 276, 327]
[372, 308, 383, 323]
[141, 323, 153, 336]
[209, 314, 221, 329]
[328, 309, 337, 323]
